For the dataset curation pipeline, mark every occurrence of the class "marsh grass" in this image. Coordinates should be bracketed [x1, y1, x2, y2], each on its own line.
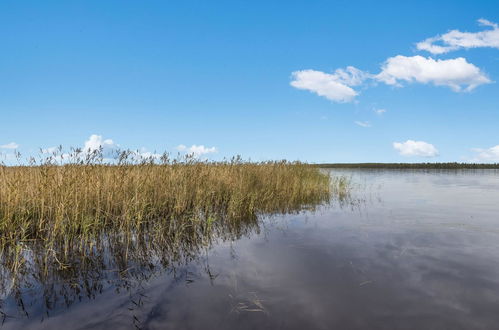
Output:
[0, 149, 347, 321]
[0, 150, 331, 245]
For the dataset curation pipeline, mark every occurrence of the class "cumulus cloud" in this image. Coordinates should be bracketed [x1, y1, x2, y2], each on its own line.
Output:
[0, 142, 19, 149]
[176, 144, 217, 158]
[417, 19, 499, 54]
[39, 135, 119, 163]
[375, 55, 491, 92]
[393, 140, 439, 157]
[82, 135, 164, 161]
[291, 55, 490, 102]
[469, 145, 499, 162]
[83, 134, 119, 158]
[290, 66, 368, 103]
[40, 135, 163, 163]
[354, 121, 371, 127]
[291, 20, 496, 102]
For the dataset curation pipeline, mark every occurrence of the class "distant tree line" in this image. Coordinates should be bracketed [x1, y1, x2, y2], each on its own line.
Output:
[314, 163, 499, 169]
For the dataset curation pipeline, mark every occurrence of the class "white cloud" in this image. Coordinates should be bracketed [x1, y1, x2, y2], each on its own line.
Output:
[290, 66, 368, 103]
[0, 153, 17, 164]
[469, 145, 499, 162]
[291, 19, 497, 103]
[83, 134, 119, 158]
[0, 142, 19, 149]
[374, 108, 387, 115]
[330, 66, 368, 86]
[292, 56, 490, 103]
[39, 135, 163, 163]
[375, 55, 491, 92]
[417, 19, 499, 54]
[176, 144, 217, 157]
[354, 121, 371, 127]
[38, 135, 118, 163]
[134, 148, 162, 160]
[41, 146, 58, 154]
[393, 140, 439, 157]
[82, 135, 165, 161]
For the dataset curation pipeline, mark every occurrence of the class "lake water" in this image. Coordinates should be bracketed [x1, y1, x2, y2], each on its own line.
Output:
[2, 169, 499, 329]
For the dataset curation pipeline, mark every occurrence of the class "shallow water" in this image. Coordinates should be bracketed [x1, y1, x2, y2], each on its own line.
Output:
[2, 169, 499, 329]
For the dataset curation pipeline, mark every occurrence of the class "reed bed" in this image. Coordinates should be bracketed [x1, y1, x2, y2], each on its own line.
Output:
[0, 150, 343, 319]
[0, 150, 355, 322]
[0, 153, 329, 242]
[0, 151, 331, 246]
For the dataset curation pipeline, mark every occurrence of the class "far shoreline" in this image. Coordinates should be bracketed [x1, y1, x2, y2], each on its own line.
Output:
[315, 163, 499, 169]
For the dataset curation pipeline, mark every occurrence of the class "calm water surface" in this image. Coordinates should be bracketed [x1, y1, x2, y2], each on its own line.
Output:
[2, 169, 499, 329]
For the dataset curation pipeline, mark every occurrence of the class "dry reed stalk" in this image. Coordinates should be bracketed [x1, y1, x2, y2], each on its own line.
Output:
[0, 150, 331, 246]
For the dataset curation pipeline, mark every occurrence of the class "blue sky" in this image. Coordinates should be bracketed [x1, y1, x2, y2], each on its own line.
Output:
[1, 0, 499, 163]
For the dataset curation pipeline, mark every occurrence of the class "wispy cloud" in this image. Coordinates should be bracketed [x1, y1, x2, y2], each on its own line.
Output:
[41, 146, 58, 154]
[468, 145, 499, 162]
[417, 19, 499, 54]
[290, 66, 368, 103]
[354, 121, 371, 128]
[0, 142, 19, 149]
[176, 144, 218, 158]
[0, 142, 20, 165]
[374, 108, 387, 115]
[393, 140, 439, 157]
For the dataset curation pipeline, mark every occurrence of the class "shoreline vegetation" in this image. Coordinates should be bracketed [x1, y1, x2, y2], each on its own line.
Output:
[0, 149, 349, 319]
[0, 150, 338, 246]
[316, 162, 499, 169]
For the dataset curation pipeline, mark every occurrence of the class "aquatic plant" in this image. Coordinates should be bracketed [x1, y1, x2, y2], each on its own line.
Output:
[0, 148, 349, 323]
[0, 149, 330, 246]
